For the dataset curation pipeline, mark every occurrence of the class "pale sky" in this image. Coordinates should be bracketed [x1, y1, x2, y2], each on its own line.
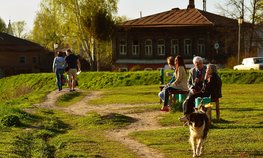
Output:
[0, 0, 237, 32]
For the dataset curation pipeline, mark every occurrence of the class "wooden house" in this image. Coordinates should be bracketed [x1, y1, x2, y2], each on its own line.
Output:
[0, 32, 53, 77]
[112, 0, 249, 71]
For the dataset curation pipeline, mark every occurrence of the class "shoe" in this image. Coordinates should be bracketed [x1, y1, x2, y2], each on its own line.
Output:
[160, 106, 169, 112]
[179, 115, 188, 122]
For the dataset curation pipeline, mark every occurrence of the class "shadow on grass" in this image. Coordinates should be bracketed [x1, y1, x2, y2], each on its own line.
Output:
[222, 107, 263, 112]
[101, 113, 137, 124]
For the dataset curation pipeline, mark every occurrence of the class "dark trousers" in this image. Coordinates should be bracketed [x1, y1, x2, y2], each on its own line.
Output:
[183, 91, 209, 115]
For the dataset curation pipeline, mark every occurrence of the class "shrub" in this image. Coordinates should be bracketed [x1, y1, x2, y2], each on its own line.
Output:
[1, 114, 21, 127]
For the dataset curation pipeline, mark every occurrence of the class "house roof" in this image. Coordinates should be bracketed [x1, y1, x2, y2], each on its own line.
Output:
[122, 8, 238, 28]
[0, 32, 44, 52]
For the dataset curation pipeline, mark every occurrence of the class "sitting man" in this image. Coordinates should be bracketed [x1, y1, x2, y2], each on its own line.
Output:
[180, 56, 206, 120]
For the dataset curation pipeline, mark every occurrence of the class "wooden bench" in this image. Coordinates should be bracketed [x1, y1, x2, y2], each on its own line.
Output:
[168, 89, 189, 106]
[206, 98, 220, 121]
[196, 97, 220, 123]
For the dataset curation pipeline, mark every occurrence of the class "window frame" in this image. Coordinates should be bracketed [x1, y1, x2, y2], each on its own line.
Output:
[19, 56, 26, 64]
[132, 40, 140, 56]
[145, 39, 152, 56]
[171, 39, 179, 55]
[184, 39, 192, 55]
[157, 39, 165, 56]
[197, 38, 205, 55]
[119, 39, 127, 55]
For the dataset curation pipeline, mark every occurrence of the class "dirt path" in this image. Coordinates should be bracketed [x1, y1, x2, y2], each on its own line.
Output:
[35, 88, 177, 158]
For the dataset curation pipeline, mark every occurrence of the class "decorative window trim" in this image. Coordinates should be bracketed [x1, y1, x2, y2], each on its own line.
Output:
[157, 39, 165, 56]
[119, 39, 127, 55]
[145, 39, 152, 56]
[171, 39, 179, 55]
[197, 38, 205, 55]
[184, 39, 192, 55]
[132, 40, 140, 56]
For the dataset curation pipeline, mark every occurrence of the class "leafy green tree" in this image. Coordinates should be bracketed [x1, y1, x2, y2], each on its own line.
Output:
[12, 21, 26, 38]
[30, 0, 66, 49]
[0, 17, 6, 32]
[31, 0, 118, 71]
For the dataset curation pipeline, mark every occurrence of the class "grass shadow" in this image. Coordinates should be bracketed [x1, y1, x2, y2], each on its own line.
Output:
[222, 107, 263, 112]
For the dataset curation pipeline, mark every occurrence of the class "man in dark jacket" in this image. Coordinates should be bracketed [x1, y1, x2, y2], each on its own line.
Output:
[65, 49, 81, 92]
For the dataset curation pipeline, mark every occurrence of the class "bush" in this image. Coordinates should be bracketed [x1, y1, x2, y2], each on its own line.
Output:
[1, 114, 21, 127]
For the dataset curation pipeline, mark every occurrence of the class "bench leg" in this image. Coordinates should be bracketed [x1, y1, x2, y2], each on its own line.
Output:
[169, 94, 173, 106]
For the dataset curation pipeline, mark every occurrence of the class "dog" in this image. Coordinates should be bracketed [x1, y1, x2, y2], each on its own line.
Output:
[186, 105, 209, 157]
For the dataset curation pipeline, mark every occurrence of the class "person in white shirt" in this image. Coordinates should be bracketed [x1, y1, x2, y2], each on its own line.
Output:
[52, 51, 66, 91]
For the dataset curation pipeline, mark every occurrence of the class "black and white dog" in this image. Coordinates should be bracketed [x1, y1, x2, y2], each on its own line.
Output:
[187, 105, 209, 157]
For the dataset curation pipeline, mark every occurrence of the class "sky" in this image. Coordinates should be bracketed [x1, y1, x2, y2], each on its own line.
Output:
[0, 0, 231, 32]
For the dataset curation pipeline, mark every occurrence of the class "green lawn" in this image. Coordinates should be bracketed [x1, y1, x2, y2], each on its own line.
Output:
[0, 83, 263, 157]
[129, 84, 263, 158]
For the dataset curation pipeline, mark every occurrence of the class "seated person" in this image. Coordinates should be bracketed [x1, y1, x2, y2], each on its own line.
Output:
[180, 63, 222, 121]
[158, 56, 176, 103]
[160, 55, 188, 112]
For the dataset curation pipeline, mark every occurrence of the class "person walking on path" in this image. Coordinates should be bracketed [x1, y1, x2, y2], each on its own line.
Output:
[52, 51, 66, 91]
[65, 49, 81, 92]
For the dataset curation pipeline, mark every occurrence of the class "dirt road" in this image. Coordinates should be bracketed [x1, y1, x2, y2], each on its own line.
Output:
[35, 88, 177, 158]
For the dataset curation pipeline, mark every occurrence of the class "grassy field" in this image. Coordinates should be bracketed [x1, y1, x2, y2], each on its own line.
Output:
[0, 72, 263, 157]
[129, 84, 263, 158]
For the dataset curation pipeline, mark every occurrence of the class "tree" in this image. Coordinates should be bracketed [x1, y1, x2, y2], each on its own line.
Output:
[31, 0, 118, 71]
[12, 21, 27, 38]
[216, 0, 263, 57]
[0, 17, 6, 32]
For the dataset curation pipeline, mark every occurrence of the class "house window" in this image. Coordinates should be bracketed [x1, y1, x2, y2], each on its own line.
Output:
[19, 56, 26, 64]
[32, 57, 37, 64]
[198, 39, 205, 55]
[119, 39, 127, 55]
[157, 39, 165, 56]
[132, 40, 140, 56]
[171, 39, 179, 55]
[145, 39, 152, 56]
[184, 39, 192, 55]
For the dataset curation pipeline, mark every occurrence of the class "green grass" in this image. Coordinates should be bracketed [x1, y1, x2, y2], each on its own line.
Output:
[128, 84, 263, 157]
[0, 72, 263, 157]
[88, 85, 159, 105]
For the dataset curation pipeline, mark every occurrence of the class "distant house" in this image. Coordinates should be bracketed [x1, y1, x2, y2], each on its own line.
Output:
[112, 0, 251, 71]
[0, 32, 53, 77]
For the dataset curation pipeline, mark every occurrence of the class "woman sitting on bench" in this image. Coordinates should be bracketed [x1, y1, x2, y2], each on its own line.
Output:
[160, 55, 188, 112]
[180, 64, 222, 121]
